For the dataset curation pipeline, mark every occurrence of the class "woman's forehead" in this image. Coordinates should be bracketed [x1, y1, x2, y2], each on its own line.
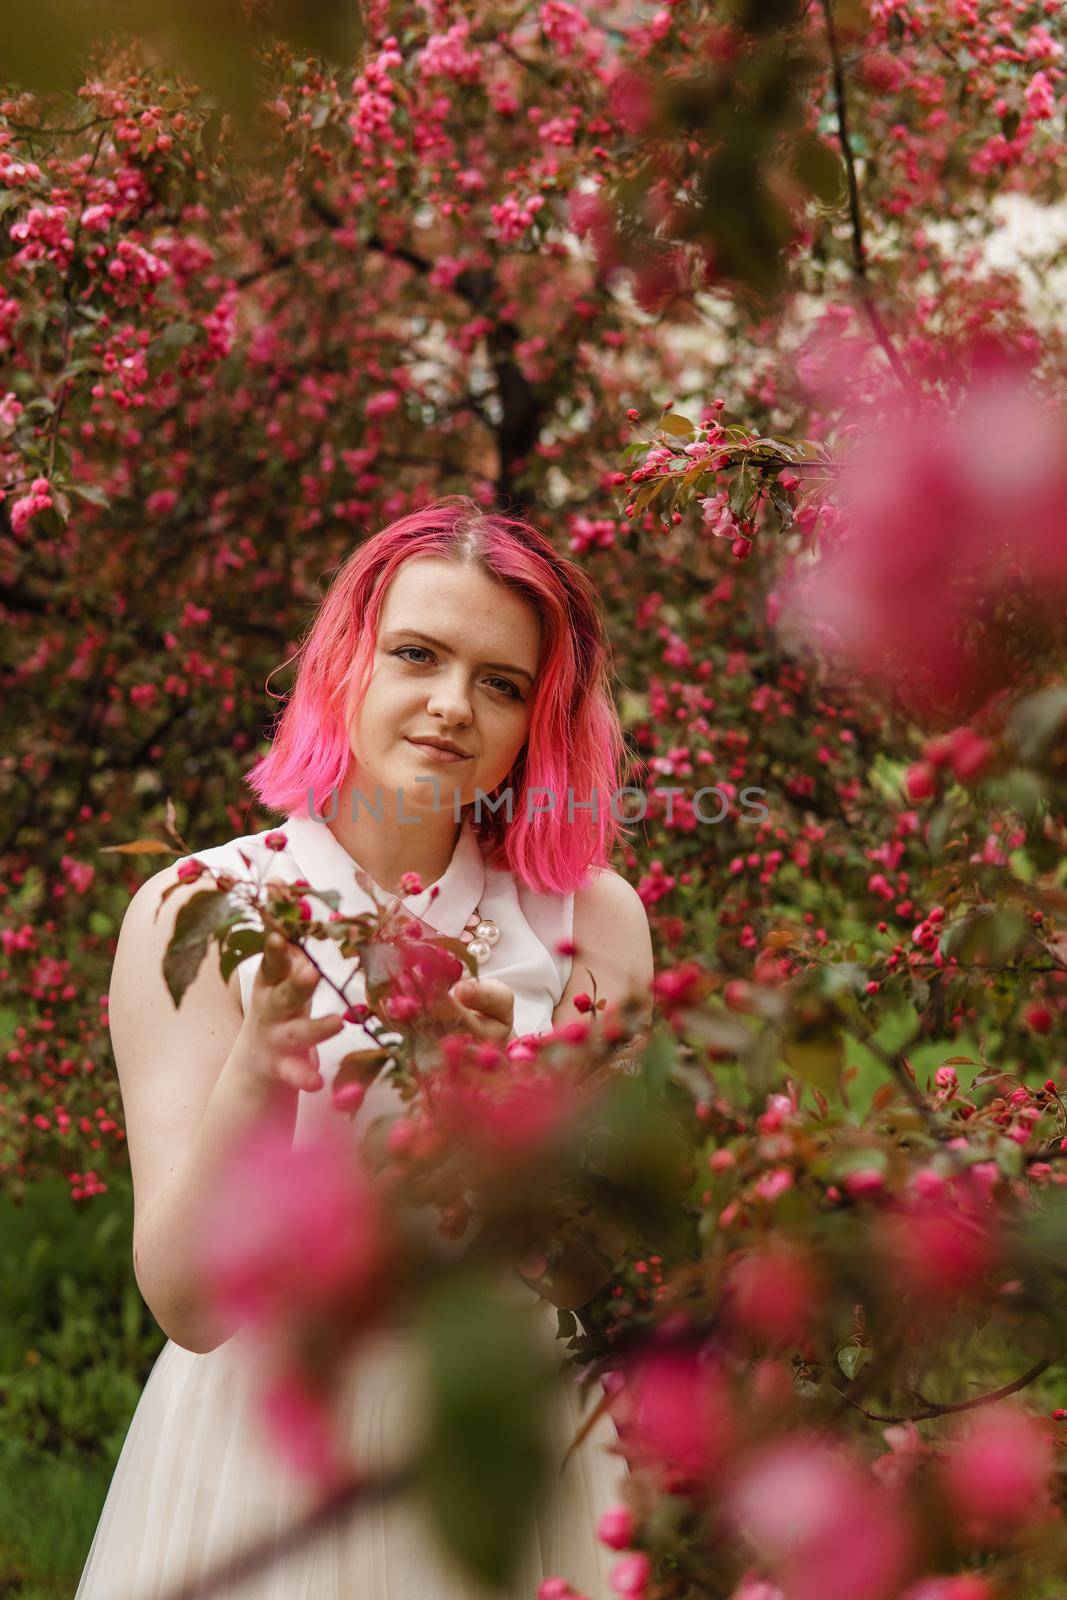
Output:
[377, 558, 541, 665]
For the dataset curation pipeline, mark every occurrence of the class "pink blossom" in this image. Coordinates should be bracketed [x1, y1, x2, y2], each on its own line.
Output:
[1025, 71, 1056, 120]
[9, 476, 53, 535]
[611, 1347, 736, 1485]
[365, 388, 401, 419]
[259, 1364, 350, 1496]
[606, 69, 655, 134]
[610, 1551, 651, 1597]
[597, 1504, 636, 1550]
[192, 1111, 388, 1333]
[725, 1244, 819, 1347]
[60, 856, 95, 895]
[374, 932, 464, 1017]
[872, 1420, 929, 1490]
[146, 488, 177, 517]
[426, 1044, 580, 1156]
[1025, 25, 1063, 60]
[332, 1080, 366, 1115]
[418, 20, 483, 82]
[729, 1581, 786, 1600]
[540, 1, 590, 55]
[752, 1167, 794, 1204]
[729, 1435, 914, 1600]
[900, 1579, 993, 1600]
[0, 390, 23, 429]
[878, 1181, 998, 1302]
[777, 351, 1067, 723]
[938, 1404, 1054, 1539]
[490, 192, 546, 242]
[904, 761, 938, 801]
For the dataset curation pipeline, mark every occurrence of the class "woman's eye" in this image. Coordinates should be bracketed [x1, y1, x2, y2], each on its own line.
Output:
[392, 648, 521, 701]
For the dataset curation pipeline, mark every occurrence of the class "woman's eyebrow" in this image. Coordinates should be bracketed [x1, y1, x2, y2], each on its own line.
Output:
[381, 628, 536, 684]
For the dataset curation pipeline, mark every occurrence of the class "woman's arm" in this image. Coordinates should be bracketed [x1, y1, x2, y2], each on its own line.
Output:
[110, 865, 302, 1354]
[553, 867, 654, 1036]
[521, 870, 655, 1311]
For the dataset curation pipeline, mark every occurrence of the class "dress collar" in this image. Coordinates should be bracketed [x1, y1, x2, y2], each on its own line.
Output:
[279, 811, 486, 938]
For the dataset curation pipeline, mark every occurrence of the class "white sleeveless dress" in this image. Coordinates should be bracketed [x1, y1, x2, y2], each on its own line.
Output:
[75, 812, 623, 1600]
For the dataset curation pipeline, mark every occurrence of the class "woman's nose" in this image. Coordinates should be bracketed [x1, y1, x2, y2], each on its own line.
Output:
[426, 671, 472, 723]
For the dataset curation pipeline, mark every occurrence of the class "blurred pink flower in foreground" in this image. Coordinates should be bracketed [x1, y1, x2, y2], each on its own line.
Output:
[777, 349, 1067, 724]
[900, 1577, 994, 1600]
[192, 1109, 389, 1334]
[876, 1177, 1000, 1304]
[728, 1434, 915, 1600]
[937, 1404, 1055, 1544]
[610, 1345, 737, 1490]
[426, 1038, 584, 1157]
[723, 1242, 821, 1349]
[259, 1365, 351, 1497]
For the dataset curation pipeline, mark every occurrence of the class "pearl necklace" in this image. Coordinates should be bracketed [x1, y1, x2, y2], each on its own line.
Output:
[459, 907, 500, 966]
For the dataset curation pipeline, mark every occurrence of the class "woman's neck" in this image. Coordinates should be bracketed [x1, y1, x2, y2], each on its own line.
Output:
[324, 771, 463, 896]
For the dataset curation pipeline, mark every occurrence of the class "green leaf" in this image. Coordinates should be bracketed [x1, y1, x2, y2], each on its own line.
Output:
[419, 1278, 553, 1590]
[335, 1048, 391, 1092]
[1008, 684, 1067, 765]
[793, 134, 846, 205]
[782, 1030, 843, 1094]
[940, 905, 1026, 967]
[218, 925, 266, 983]
[67, 482, 111, 508]
[162, 889, 240, 1006]
[642, 1029, 675, 1095]
[658, 412, 695, 438]
[157, 321, 199, 352]
[837, 1344, 872, 1381]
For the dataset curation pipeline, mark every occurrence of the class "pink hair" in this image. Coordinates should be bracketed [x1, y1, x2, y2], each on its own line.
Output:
[245, 496, 632, 894]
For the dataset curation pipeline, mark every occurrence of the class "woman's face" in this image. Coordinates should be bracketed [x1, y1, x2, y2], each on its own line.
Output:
[347, 557, 542, 813]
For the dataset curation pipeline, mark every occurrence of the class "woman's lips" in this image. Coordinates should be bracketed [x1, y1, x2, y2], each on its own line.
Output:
[405, 739, 472, 764]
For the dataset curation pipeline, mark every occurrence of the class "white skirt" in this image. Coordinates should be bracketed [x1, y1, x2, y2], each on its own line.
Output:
[75, 1294, 623, 1600]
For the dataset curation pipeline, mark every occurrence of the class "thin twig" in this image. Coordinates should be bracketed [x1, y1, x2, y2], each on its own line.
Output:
[818, 0, 911, 395]
[837, 1349, 1063, 1425]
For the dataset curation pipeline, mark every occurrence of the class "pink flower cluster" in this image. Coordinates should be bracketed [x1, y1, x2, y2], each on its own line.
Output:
[539, 0, 592, 55]
[418, 20, 483, 82]
[9, 203, 76, 270]
[0, 149, 42, 186]
[9, 476, 53, 535]
[348, 37, 404, 148]
[490, 191, 546, 242]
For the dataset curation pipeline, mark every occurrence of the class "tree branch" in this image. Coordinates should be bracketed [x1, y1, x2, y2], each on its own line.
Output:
[818, 0, 911, 395]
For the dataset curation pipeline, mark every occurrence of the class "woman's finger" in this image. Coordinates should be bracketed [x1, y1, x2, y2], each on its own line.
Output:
[276, 1046, 324, 1092]
[450, 977, 513, 1026]
[270, 1012, 344, 1051]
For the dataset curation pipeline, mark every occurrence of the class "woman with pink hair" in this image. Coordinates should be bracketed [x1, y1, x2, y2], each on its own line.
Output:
[77, 496, 654, 1598]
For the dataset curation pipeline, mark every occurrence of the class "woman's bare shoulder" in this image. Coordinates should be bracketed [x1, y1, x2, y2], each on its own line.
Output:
[572, 867, 654, 984]
[116, 858, 244, 1012]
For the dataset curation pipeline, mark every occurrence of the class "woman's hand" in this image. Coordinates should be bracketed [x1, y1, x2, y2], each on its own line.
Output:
[234, 931, 345, 1093]
[433, 975, 516, 1045]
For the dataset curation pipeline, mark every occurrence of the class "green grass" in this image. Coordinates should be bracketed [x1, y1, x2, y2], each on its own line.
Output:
[0, 1436, 114, 1597]
[0, 1177, 164, 1596]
